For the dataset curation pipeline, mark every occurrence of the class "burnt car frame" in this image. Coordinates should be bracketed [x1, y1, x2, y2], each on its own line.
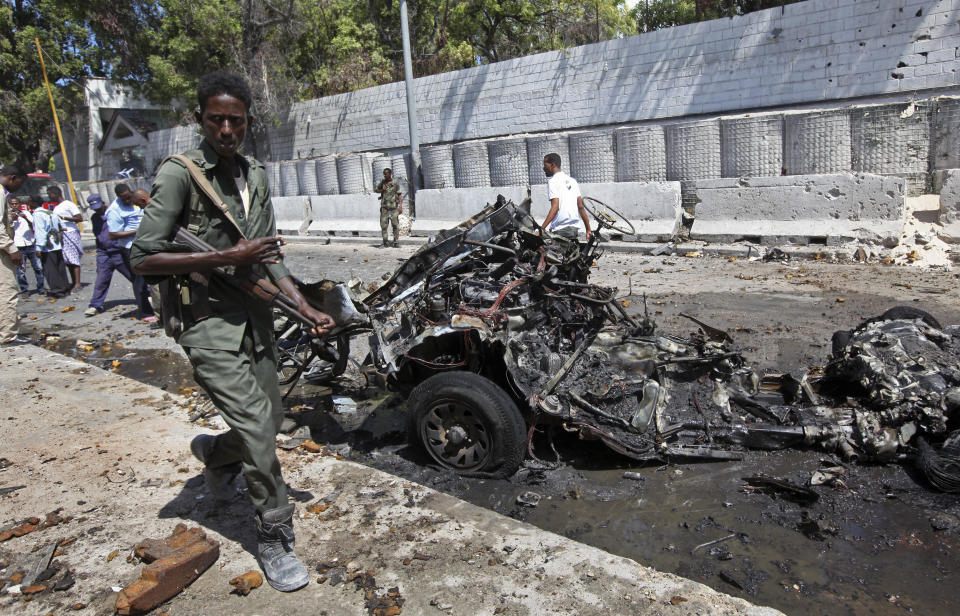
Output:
[362, 195, 748, 477]
[286, 195, 960, 489]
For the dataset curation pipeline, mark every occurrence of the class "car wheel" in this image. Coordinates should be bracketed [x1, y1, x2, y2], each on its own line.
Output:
[407, 371, 526, 477]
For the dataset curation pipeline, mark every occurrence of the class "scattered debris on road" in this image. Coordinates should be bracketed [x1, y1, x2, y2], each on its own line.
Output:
[115, 524, 220, 615]
[0, 510, 67, 542]
[229, 570, 263, 595]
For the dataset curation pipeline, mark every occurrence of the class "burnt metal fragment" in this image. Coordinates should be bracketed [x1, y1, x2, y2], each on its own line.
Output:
[743, 475, 819, 504]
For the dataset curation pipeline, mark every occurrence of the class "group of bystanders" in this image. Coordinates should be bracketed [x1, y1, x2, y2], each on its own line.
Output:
[0, 169, 158, 347]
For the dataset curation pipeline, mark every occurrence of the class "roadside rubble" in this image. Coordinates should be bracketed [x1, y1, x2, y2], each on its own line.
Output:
[228, 570, 263, 595]
[115, 524, 220, 615]
[0, 516, 77, 608]
[0, 510, 67, 543]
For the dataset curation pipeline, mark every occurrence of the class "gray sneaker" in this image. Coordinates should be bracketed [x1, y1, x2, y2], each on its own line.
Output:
[256, 504, 309, 592]
[189, 434, 241, 502]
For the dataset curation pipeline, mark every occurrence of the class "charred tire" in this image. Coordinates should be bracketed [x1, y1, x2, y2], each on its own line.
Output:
[878, 306, 941, 330]
[407, 372, 526, 478]
[851, 306, 942, 335]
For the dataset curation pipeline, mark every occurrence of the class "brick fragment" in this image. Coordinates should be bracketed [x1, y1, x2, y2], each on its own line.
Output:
[22, 584, 45, 595]
[134, 524, 210, 562]
[228, 570, 263, 595]
[0, 511, 66, 542]
[301, 440, 322, 453]
[115, 524, 219, 616]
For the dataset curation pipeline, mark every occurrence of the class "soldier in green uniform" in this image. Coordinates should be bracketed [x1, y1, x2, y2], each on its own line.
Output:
[130, 72, 334, 593]
[374, 167, 402, 248]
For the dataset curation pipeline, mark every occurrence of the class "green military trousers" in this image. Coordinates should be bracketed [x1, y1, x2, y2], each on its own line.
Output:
[380, 206, 400, 243]
[184, 327, 288, 513]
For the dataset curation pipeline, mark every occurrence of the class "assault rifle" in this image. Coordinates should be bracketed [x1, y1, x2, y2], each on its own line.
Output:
[171, 225, 321, 332]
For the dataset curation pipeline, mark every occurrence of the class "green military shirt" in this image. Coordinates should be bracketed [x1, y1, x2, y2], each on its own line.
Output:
[130, 140, 291, 352]
[377, 178, 400, 209]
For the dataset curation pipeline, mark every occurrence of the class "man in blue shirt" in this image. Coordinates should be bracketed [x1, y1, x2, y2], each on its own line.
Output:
[85, 194, 136, 316]
[30, 197, 71, 298]
[105, 184, 155, 321]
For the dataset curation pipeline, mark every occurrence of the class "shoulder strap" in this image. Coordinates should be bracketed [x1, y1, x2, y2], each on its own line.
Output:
[162, 154, 247, 240]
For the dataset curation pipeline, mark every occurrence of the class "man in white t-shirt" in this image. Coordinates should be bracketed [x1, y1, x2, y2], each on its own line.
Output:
[48, 186, 84, 293]
[11, 197, 44, 294]
[541, 153, 591, 243]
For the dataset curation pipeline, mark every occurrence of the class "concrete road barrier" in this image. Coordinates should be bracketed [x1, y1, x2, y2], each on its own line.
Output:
[286, 194, 385, 236]
[414, 186, 528, 235]
[690, 173, 905, 246]
[938, 168, 960, 243]
[273, 196, 312, 235]
[414, 181, 682, 241]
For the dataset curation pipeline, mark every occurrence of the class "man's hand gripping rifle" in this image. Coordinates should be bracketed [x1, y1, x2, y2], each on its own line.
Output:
[172, 226, 346, 339]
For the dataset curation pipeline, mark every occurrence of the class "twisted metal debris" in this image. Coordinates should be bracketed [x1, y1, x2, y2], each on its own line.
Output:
[359, 197, 960, 488]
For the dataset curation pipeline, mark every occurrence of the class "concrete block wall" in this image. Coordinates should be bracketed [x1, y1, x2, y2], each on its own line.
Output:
[136, 0, 960, 245]
[264, 0, 959, 159]
[146, 125, 199, 174]
[140, 96, 952, 208]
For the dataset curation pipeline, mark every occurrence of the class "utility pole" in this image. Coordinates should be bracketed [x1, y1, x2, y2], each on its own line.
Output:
[400, 0, 421, 216]
[35, 38, 78, 205]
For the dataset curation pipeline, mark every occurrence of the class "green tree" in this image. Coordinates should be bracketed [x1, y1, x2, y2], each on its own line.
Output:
[0, 0, 97, 169]
[631, 0, 803, 32]
[443, 0, 634, 65]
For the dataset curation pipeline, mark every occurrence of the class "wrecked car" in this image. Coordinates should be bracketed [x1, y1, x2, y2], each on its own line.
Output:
[358, 196, 960, 489]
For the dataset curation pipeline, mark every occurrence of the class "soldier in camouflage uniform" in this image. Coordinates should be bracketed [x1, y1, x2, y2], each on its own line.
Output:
[375, 168, 402, 248]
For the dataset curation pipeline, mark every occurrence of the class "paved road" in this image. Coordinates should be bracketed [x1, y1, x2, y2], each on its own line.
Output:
[10, 234, 960, 615]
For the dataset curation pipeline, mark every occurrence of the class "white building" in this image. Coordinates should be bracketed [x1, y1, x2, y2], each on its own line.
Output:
[52, 78, 175, 182]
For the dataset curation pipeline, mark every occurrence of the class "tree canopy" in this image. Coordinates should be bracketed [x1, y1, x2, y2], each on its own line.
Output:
[2, 0, 800, 169]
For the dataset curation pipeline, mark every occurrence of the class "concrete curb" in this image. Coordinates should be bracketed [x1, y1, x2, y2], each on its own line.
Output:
[0, 343, 782, 616]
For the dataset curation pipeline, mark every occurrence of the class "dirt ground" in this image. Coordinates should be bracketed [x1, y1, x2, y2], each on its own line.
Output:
[4, 217, 960, 614]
